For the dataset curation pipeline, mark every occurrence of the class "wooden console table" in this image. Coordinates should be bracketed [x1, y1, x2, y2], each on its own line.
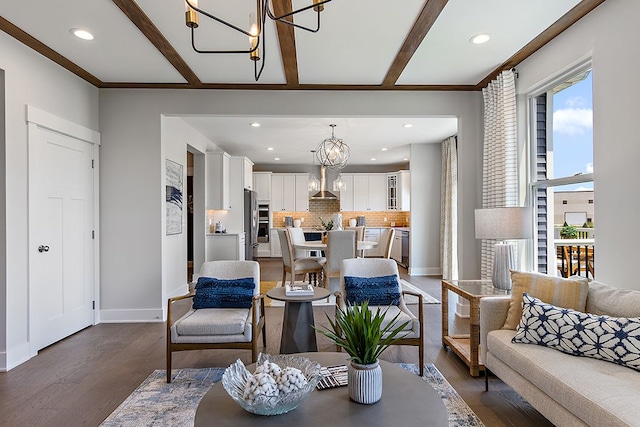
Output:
[441, 279, 509, 376]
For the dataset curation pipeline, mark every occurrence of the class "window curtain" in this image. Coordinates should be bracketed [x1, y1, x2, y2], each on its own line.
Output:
[481, 70, 517, 279]
[440, 136, 458, 280]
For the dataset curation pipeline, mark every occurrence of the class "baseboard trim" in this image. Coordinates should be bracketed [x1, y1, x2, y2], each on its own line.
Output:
[408, 267, 442, 276]
[99, 309, 165, 323]
[1, 341, 32, 371]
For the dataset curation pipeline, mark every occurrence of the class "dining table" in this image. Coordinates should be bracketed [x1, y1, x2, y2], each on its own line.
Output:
[293, 240, 378, 251]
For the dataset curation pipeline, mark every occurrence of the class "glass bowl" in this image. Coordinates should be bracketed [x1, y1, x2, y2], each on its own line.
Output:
[222, 353, 321, 416]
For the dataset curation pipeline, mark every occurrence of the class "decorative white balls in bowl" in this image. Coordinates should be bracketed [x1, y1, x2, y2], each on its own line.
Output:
[222, 353, 322, 416]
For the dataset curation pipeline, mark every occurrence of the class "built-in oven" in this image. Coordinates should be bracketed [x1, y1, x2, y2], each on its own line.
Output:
[257, 204, 270, 243]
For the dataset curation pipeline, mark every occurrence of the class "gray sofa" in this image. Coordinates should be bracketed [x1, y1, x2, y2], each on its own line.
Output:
[480, 280, 640, 427]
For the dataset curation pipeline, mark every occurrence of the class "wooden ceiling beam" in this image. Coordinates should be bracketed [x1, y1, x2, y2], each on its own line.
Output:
[474, 0, 606, 90]
[111, 0, 201, 86]
[382, 0, 449, 88]
[0, 16, 103, 87]
[271, 0, 300, 86]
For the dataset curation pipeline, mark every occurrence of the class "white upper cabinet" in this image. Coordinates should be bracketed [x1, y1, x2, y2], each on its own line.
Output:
[271, 173, 296, 212]
[253, 171, 272, 201]
[352, 174, 386, 211]
[206, 151, 231, 210]
[294, 174, 310, 212]
[243, 157, 254, 190]
[387, 171, 410, 211]
[339, 174, 354, 211]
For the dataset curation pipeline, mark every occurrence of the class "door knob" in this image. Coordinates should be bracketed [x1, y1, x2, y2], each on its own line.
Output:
[38, 245, 50, 253]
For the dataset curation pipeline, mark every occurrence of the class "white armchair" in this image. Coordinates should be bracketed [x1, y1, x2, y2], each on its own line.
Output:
[166, 260, 266, 382]
[336, 258, 425, 375]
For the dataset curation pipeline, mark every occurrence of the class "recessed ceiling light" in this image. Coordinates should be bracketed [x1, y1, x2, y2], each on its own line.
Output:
[381, 148, 388, 151]
[403, 158, 409, 161]
[266, 147, 274, 151]
[274, 157, 280, 161]
[250, 122, 261, 127]
[370, 158, 376, 161]
[403, 124, 413, 128]
[470, 33, 490, 44]
[70, 28, 94, 40]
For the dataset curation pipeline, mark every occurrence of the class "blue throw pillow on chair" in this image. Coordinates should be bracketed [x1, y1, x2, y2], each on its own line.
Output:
[193, 277, 255, 309]
[344, 275, 401, 306]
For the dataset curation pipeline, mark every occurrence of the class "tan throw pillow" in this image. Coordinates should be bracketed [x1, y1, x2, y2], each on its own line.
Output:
[502, 270, 589, 330]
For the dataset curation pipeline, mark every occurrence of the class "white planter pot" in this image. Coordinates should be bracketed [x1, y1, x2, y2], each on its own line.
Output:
[348, 360, 382, 404]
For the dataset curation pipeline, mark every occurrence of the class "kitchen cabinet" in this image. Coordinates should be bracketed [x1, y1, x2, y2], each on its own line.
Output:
[206, 233, 245, 261]
[242, 157, 254, 190]
[338, 174, 354, 211]
[206, 151, 231, 210]
[253, 171, 272, 201]
[353, 174, 386, 211]
[294, 174, 310, 212]
[270, 229, 281, 257]
[387, 171, 410, 211]
[391, 233, 402, 263]
[271, 174, 296, 212]
[271, 173, 308, 212]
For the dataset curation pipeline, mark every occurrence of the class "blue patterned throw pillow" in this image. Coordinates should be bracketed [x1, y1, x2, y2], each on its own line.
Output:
[344, 275, 401, 306]
[193, 277, 255, 309]
[513, 293, 640, 371]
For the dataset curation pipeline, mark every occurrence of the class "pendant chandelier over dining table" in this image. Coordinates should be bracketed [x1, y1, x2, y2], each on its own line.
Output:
[184, 0, 332, 82]
[316, 124, 350, 170]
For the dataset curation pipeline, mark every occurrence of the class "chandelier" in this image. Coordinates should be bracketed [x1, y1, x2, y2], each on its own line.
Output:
[184, 0, 332, 82]
[316, 124, 350, 170]
[308, 150, 321, 191]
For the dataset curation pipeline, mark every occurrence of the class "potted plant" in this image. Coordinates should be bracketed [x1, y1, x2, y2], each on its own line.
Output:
[319, 217, 334, 243]
[315, 300, 409, 404]
[560, 221, 579, 239]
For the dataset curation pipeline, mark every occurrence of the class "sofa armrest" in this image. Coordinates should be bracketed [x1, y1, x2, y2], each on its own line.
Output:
[480, 296, 511, 365]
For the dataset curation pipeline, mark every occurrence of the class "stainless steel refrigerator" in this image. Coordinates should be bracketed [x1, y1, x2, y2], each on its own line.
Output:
[244, 189, 259, 261]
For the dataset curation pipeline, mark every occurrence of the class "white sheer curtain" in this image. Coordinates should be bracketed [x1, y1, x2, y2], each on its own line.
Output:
[440, 136, 458, 280]
[481, 70, 517, 279]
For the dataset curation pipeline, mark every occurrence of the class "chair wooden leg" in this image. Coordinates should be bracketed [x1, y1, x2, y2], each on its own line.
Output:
[166, 345, 172, 383]
[419, 343, 424, 376]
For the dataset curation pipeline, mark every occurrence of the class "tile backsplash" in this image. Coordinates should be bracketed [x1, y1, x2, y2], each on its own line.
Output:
[273, 200, 409, 228]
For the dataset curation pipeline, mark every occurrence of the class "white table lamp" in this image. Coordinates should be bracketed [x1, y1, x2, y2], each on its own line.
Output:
[475, 207, 533, 290]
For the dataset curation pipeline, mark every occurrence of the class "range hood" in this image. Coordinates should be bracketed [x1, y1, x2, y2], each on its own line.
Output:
[310, 166, 338, 200]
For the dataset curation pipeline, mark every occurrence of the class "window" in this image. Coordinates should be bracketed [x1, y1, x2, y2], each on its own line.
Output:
[529, 64, 594, 278]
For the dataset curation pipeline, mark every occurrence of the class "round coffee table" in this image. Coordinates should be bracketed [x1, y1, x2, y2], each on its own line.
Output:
[194, 352, 448, 426]
[266, 286, 331, 353]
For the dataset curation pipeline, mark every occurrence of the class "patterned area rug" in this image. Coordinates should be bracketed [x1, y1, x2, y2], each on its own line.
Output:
[100, 364, 482, 427]
[261, 279, 440, 307]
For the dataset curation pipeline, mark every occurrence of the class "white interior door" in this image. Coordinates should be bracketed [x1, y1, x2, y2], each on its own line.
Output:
[28, 124, 95, 352]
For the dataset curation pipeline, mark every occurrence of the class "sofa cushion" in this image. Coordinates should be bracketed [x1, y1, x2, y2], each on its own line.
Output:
[487, 329, 640, 426]
[193, 277, 255, 309]
[513, 293, 640, 371]
[503, 270, 589, 330]
[174, 308, 250, 336]
[586, 281, 640, 318]
[344, 275, 401, 306]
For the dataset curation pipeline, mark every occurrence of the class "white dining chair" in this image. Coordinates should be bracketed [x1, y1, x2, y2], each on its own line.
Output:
[323, 230, 356, 291]
[278, 228, 325, 285]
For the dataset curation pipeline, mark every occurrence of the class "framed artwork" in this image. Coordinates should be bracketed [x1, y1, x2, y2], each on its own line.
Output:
[166, 159, 183, 235]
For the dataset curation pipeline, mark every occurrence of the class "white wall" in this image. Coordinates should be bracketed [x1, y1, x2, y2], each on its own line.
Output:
[409, 143, 443, 275]
[0, 31, 99, 370]
[515, 0, 640, 288]
[98, 89, 484, 320]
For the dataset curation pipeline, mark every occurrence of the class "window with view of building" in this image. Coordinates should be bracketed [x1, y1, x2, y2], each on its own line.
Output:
[529, 64, 594, 279]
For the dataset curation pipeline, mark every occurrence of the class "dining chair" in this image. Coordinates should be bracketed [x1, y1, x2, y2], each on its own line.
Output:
[336, 258, 425, 375]
[278, 228, 325, 285]
[166, 260, 266, 382]
[346, 226, 365, 257]
[288, 226, 310, 259]
[323, 230, 356, 290]
[378, 228, 395, 259]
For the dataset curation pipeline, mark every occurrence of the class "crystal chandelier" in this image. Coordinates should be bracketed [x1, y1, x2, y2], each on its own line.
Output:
[316, 124, 350, 170]
[308, 150, 321, 191]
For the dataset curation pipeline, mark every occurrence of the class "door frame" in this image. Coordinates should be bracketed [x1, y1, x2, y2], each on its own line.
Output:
[26, 105, 101, 356]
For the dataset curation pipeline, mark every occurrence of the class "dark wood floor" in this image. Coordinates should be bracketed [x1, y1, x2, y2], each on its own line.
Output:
[0, 258, 553, 426]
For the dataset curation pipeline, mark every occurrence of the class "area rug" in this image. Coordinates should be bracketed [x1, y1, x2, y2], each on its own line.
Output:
[261, 279, 439, 307]
[100, 364, 482, 427]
